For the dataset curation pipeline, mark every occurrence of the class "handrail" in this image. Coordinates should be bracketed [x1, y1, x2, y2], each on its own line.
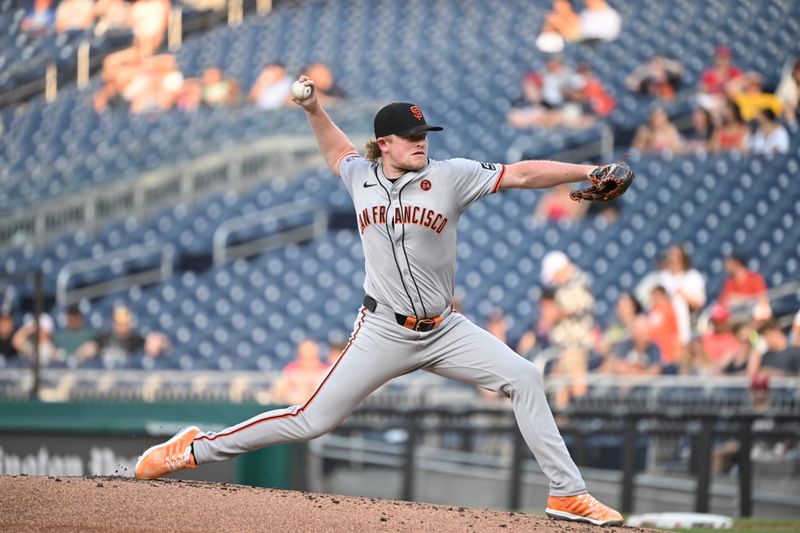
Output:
[0, 367, 796, 405]
[0, 6, 229, 109]
[212, 201, 327, 266]
[56, 242, 175, 306]
[0, 134, 335, 253]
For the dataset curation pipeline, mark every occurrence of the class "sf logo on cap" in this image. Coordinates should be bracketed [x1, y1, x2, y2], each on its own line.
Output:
[410, 105, 424, 121]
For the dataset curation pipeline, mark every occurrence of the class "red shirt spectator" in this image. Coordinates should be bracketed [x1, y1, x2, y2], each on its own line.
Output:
[719, 254, 767, 307]
[701, 304, 740, 365]
[700, 46, 743, 96]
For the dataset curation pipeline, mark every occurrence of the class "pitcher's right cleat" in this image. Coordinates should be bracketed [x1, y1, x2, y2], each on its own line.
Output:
[134, 426, 199, 480]
[546, 492, 624, 526]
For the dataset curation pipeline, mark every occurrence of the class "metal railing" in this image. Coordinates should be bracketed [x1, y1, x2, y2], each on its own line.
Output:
[212, 201, 328, 266]
[55, 242, 175, 307]
[0, 134, 330, 253]
[0, 1, 258, 109]
[326, 403, 799, 516]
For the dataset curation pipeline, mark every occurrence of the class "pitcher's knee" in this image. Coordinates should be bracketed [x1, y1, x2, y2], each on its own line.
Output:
[510, 363, 544, 394]
[302, 415, 339, 440]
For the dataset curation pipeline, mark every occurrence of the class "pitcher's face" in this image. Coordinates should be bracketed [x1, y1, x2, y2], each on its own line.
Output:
[380, 132, 428, 175]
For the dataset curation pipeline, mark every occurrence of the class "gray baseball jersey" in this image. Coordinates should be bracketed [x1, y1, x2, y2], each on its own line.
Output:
[339, 152, 504, 317]
[190, 154, 587, 497]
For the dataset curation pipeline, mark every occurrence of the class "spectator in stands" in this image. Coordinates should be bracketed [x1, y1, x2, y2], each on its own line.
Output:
[648, 286, 681, 372]
[485, 309, 508, 345]
[97, 0, 169, 104]
[326, 340, 347, 367]
[701, 303, 741, 373]
[568, 63, 615, 118]
[55, 0, 95, 34]
[80, 306, 154, 366]
[130, 0, 170, 57]
[601, 316, 662, 375]
[750, 108, 791, 155]
[249, 63, 294, 110]
[634, 251, 667, 310]
[201, 67, 240, 107]
[719, 253, 768, 309]
[540, 251, 595, 407]
[536, 0, 581, 53]
[709, 100, 749, 153]
[625, 55, 684, 102]
[516, 289, 559, 361]
[579, 0, 621, 43]
[507, 72, 552, 128]
[0, 311, 18, 360]
[53, 305, 97, 360]
[506, 72, 589, 129]
[594, 292, 644, 371]
[683, 337, 716, 375]
[776, 57, 800, 128]
[791, 310, 800, 348]
[632, 107, 683, 154]
[95, 53, 180, 113]
[697, 45, 743, 112]
[541, 55, 574, 110]
[718, 322, 756, 375]
[11, 313, 59, 366]
[533, 183, 589, 223]
[751, 320, 800, 377]
[174, 76, 203, 111]
[730, 72, 783, 123]
[660, 244, 706, 348]
[21, 0, 55, 37]
[603, 292, 643, 347]
[683, 107, 715, 153]
[93, 0, 132, 38]
[270, 339, 329, 405]
[300, 63, 347, 105]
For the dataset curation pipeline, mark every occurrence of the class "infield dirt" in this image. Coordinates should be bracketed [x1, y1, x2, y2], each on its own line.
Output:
[0, 475, 659, 532]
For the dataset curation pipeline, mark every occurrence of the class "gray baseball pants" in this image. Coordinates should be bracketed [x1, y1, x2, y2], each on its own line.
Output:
[192, 303, 586, 496]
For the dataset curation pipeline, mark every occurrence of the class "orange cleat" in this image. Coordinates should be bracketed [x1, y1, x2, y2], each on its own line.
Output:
[134, 426, 199, 480]
[546, 492, 624, 526]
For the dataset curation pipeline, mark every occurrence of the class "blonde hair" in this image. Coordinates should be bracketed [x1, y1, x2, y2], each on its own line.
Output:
[365, 139, 382, 162]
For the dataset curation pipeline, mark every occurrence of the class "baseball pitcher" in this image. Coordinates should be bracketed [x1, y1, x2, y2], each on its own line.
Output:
[135, 76, 634, 526]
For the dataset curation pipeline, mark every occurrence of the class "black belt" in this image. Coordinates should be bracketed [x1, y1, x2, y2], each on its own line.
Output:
[363, 295, 445, 332]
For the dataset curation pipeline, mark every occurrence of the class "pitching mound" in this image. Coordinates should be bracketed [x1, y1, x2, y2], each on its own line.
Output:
[1, 475, 655, 532]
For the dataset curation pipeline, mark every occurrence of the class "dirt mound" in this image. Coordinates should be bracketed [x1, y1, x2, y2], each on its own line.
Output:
[1, 475, 655, 532]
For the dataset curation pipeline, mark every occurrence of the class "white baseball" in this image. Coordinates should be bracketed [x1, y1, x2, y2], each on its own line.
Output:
[291, 81, 312, 101]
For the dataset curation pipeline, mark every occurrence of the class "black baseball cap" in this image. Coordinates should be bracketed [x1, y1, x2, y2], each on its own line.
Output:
[374, 102, 443, 138]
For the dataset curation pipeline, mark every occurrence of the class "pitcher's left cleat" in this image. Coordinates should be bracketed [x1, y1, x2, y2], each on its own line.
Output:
[135, 426, 199, 480]
[546, 491, 624, 526]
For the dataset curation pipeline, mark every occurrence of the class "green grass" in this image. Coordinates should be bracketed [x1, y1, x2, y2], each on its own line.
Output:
[666, 518, 800, 533]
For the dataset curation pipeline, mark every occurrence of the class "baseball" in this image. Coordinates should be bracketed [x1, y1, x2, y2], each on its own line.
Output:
[291, 81, 312, 101]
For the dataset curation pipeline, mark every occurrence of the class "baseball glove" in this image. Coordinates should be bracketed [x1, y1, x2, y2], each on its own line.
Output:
[570, 159, 635, 202]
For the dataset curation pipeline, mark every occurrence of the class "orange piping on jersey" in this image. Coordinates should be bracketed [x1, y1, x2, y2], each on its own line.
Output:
[194, 307, 367, 443]
[491, 164, 506, 194]
[334, 150, 360, 174]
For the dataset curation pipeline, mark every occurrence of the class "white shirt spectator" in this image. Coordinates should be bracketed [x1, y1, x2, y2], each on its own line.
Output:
[750, 124, 790, 155]
[659, 268, 706, 344]
[580, 0, 621, 42]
